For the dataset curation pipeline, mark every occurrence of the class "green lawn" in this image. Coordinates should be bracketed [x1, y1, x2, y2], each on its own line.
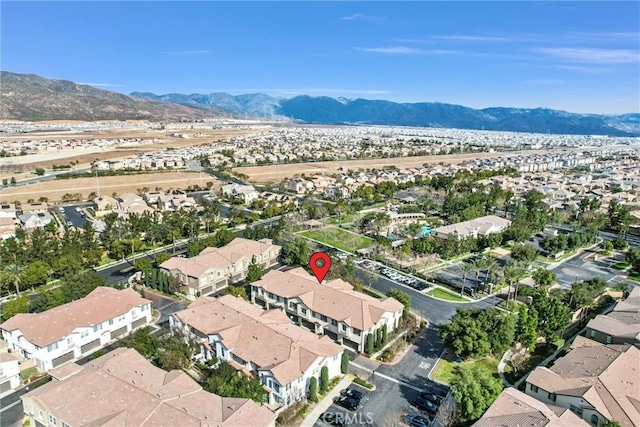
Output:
[427, 288, 467, 302]
[301, 227, 374, 253]
[611, 262, 629, 270]
[432, 356, 503, 385]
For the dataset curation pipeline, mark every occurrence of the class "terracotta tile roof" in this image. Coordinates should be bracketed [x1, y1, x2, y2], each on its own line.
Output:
[527, 340, 640, 427]
[21, 348, 276, 427]
[172, 295, 342, 386]
[473, 387, 589, 427]
[254, 269, 404, 331]
[0, 287, 151, 347]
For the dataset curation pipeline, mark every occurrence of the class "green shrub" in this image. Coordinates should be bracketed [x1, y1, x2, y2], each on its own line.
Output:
[341, 351, 349, 374]
[309, 377, 318, 402]
[353, 377, 373, 389]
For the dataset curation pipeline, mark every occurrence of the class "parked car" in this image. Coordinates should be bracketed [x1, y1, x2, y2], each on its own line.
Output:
[402, 414, 431, 427]
[419, 391, 443, 405]
[414, 396, 438, 414]
[319, 412, 346, 427]
[333, 395, 359, 411]
[58, 207, 65, 213]
[340, 388, 364, 402]
[75, 207, 82, 213]
[66, 221, 73, 226]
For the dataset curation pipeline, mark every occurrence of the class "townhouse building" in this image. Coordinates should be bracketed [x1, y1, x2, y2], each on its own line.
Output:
[160, 238, 281, 298]
[525, 336, 640, 427]
[0, 339, 20, 394]
[0, 287, 152, 371]
[171, 295, 343, 407]
[586, 287, 640, 347]
[430, 215, 511, 240]
[250, 268, 404, 352]
[21, 348, 276, 427]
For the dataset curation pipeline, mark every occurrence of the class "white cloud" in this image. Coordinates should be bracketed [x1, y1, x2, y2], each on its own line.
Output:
[160, 50, 210, 55]
[535, 47, 639, 64]
[340, 13, 379, 22]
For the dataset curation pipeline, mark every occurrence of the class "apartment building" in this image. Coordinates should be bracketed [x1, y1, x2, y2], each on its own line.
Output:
[430, 215, 512, 240]
[0, 287, 152, 371]
[525, 336, 640, 427]
[473, 387, 588, 426]
[0, 339, 20, 394]
[250, 268, 404, 352]
[586, 287, 640, 347]
[21, 348, 276, 427]
[160, 238, 281, 298]
[171, 295, 343, 407]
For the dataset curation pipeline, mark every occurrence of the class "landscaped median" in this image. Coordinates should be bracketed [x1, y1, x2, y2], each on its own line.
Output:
[426, 287, 469, 302]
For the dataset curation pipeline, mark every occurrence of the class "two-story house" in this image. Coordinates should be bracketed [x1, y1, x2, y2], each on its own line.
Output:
[20, 348, 276, 427]
[585, 287, 640, 347]
[0, 339, 20, 394]
[250, 268, 404, 352]
[160, 238, 281, 298]
[18, 212, 52, 230]
[0, 287, 152, 371]
[525, 336, 640, 427]
[170, 295, 343, 407]
[221, 183, 260, 204]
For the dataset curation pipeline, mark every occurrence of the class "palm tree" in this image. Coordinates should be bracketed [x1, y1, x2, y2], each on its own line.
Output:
[5, 263, 23, 296]
[471, 258, 486, 295]
[484, 258, 498, 290]
[460, 262, 473, 297]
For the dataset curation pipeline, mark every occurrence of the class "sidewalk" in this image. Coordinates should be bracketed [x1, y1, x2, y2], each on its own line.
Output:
[300, 375, 352, 427]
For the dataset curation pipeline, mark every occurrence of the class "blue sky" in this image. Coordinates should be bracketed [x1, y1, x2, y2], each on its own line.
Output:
[2, 1, 639, 114]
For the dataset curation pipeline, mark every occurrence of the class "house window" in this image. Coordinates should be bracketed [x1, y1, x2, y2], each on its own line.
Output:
[62, 422, 70, 427]
[47, 343, 58, 352]
[320, 314, 327, 322]
[341, 324, 347, 332]
[589, 330, 596, 338]
[590, 414, 599, 426]
[570, 405, 583, 416]
[93, 324, 103, 333]
[606, 335, 612, 344]
[331, 319, 337, 326]
[289, 301, 296, 309]
[530, 384, 538, 393]
[548, 392, 556, 402]
[301, 308, 307, 315]
[80, 330, 89, 339]
[268, 292, 275, 299]
[49, 415, 57, 425]
[109, 319, 114, 326]
[354, 329, 361, 336]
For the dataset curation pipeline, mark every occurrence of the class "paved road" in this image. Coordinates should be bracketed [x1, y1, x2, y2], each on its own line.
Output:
[354, 267, 502, 325]
[549, 249, 636, 289]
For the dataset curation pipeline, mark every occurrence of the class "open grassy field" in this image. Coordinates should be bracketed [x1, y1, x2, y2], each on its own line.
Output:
[432, 356, 503, 385]
[0, 171, 218, 204]
[300, 227, 374, 253]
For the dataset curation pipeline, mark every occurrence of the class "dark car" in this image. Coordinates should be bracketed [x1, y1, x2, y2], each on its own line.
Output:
[333, 395, 359, 411]
[340, 388, 364, 402]
[320, 412, 346, 427]
[414, 396, 438, 414]
[419, 391, 443, 405]
[402, 414, 431, 427]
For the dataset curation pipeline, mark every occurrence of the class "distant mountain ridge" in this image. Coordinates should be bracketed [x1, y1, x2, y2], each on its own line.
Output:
[0, 71, 216, 122]
[134, 91, 640, 136]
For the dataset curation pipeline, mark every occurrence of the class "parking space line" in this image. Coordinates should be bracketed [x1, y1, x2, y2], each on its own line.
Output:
[372, 371, 422, 392]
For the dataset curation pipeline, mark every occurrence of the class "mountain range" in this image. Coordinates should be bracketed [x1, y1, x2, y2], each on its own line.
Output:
[1, 71, 638, 136]
[0, 71, 214, 122]
[133, 91, 640, 137]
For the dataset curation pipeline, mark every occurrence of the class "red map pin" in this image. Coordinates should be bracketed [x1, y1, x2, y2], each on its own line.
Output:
[309, 252, 331, 283]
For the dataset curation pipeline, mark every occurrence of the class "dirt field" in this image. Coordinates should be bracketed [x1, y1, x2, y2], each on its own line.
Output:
[0, 171, 218, 204]
[233, 151, 546, 183]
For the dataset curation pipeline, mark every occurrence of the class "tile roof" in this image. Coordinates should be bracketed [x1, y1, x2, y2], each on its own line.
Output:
[473, 387, 589, 427]
[527, 339, 640, 427]
[255, 268, 403, 330]
[22, 348, 276, 427]
[172, 295, 342, 386]
[0, 287, 150, 347]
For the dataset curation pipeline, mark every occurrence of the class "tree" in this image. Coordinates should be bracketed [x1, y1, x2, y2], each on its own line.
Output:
[4, 263, 23, 296]
[320, 366, 329, 393]
[20, 261, 50, 289]
[281, 238, 310, 266]
[10, 177, 16, 185]
[601, 240, 614, 253]
[34, 168, 45, 176]
[134, 258, 153, 272]
[460, 262, 473, 297]
[511, 243, 537, 263]
[451, 365, 503, 423]
[0, 295, 30, 321]
[387, 288, 411, 320]
[626, 248, 640, 273]
[533, 268, 555, 289]
[516, 305, 538, 352]
[366, 333, 374, 355]
[382, 324, 388, 346]
[226, 285, 248, 300]
[245, 256, 262, 284]
[341, 351, 349, 374]
[308, 377, 318, 402]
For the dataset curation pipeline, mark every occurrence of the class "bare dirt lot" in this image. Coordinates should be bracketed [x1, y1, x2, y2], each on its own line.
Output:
[0, 171, 218, 204]
[233, 151, 544, 183]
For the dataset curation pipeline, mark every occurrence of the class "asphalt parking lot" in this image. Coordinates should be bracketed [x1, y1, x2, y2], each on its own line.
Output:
[549, 250, 625, 288]
[59, 204, 87, 228]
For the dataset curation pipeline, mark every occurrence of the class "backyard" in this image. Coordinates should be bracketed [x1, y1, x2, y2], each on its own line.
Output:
[300, 226, 374, 253]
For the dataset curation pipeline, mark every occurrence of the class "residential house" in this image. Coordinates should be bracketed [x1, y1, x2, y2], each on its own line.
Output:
[221, 183, 260, 204]
[1, 287, 152, 371]
[92, 195, 120, 217]
[287, 178, 314, 194]
[0, 203, 17, 219]
[21, 348, 276, 427]
[20, 202, 48, 214]
[0, 339, 20, 394]
[525, 336, 640, 427]
[160, 238, 281, 298]
[171, 295, 343, 407]
[473, 387, 588, 427]
[0, 217, 17, 240]
[18, 212, 52, 230]
[586, 287, 640, 347]
[430, 215, 511, 240]
[250, 268, 404, 352]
